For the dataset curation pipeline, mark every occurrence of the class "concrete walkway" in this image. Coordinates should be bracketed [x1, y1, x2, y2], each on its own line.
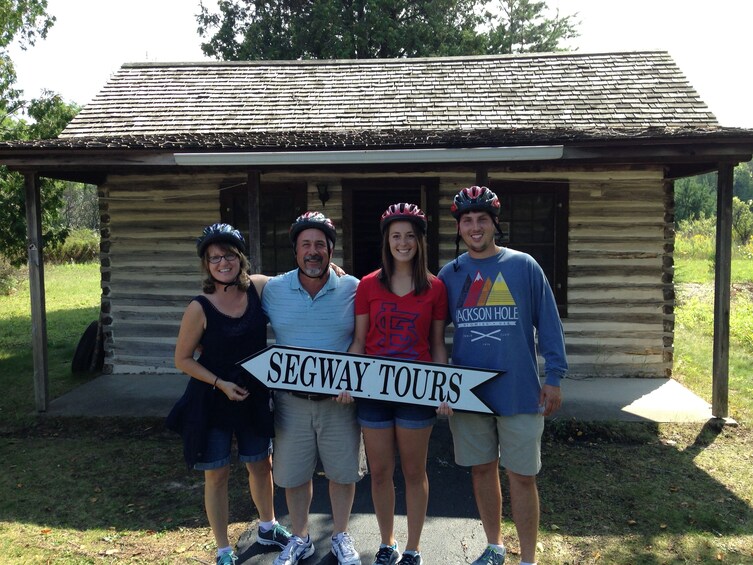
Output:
[42, 374, 716, 564]
[45, 373, 715, 423]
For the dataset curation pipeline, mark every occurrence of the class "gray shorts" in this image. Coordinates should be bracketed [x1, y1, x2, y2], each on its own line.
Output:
[272, 392, 365, 488]
[449, 412, 544, 476]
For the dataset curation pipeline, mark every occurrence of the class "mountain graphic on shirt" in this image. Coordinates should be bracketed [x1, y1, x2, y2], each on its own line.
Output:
[459, 272, 516, 307]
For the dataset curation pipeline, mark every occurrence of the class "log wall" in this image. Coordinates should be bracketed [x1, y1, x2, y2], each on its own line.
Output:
[100, 167, 673, 378]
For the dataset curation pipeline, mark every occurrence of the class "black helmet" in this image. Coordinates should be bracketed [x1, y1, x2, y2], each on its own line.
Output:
[196, 223, 246, 257]
[380, 203, 427, 234]
[450, 186, 501, 219]
[289, 211, 337, 247]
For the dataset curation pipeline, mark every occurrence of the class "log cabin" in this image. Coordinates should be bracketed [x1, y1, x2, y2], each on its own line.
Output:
[2, 51, 752, 414]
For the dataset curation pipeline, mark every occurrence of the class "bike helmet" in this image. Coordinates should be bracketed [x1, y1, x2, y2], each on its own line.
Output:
[380, 203, 427, 234]
[289, 211, 337, 247]
[196, 223, 246, 257]
[450, 186, 501, 219]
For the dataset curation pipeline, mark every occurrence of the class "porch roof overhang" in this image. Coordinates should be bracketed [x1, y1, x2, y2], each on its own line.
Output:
[1, 126, 753, 184]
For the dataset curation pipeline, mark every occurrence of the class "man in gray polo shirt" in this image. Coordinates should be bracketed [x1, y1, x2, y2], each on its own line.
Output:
[262, 211, 363, 565]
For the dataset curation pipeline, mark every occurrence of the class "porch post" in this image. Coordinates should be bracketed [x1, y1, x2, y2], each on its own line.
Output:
[24, 172, 49, 412]
[712, 162, 734, 419]
[246, 171, 262, 273]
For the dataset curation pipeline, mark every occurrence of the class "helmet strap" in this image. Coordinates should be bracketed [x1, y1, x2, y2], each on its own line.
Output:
[210, 274, 241, 292]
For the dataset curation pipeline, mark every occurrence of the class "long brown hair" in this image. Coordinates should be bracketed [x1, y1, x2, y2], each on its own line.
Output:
[378, 221, 433, 295]
[201, 243, 251, 294]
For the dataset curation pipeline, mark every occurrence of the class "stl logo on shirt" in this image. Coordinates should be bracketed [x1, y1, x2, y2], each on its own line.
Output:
[374, 302, 420, 357]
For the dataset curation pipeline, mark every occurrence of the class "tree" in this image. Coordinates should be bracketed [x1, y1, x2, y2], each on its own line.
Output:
[197, 0, 577, 60]
[732, 196, 753, 245]
[0, 91, 79, 265]
[0, 3, 90, 265]
[674, 174, 716, 223]
[734, 160, 753, 203]
[1, 0, 55, 121]
[484, 0, 579, 54]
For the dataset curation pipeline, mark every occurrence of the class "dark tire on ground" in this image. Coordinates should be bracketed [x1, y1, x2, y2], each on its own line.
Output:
[71, 321, 100, 372]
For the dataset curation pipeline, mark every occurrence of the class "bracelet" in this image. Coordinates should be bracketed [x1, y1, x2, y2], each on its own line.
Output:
[213, 377, 219, 389]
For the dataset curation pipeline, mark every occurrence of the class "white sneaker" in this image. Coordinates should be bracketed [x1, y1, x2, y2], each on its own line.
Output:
[331, 532, 360, 565]
[274, 535, 315, 565]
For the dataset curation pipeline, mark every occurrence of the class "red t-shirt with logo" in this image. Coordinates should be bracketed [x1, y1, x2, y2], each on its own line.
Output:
[355, 269, 448, 362]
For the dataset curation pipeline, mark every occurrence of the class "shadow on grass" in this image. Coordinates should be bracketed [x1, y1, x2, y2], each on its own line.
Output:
[539, 420, 752, 562]
[0, 416, 750, 564]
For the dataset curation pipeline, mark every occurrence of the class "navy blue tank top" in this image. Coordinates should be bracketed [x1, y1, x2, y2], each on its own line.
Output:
[194, 286, 267, 382]
[193, 285, 271, 431]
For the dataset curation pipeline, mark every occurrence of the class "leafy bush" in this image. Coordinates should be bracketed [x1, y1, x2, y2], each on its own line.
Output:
[732, 197, 753, 245]
[675, 217, 716, 260]
[742, 239, 753, 260]
[45, 228, 99, 264]
[0, 256, 22, 295]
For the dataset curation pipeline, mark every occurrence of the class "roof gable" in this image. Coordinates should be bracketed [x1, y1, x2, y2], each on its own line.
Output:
[61, 51, 717, 141]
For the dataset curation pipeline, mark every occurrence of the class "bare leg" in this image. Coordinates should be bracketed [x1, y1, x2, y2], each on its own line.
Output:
[507, 470, 539, 563]
[285, 480, 313, 538]
[363, 427, 397, 546]
[330, 480, 356, 535]
[471, 460, 503, 545]
[205, 466, 231, 548]
[396, 425, 432, 552]
[246, 456, 275, 522]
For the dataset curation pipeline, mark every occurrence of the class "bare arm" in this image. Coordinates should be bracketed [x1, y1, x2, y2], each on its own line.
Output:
[338, 313, 369, 403]
[347, 313, 369, 355]
[250, 273, 269, 298]
[429, 318, 448, 365]
[430, 318, 454, 416]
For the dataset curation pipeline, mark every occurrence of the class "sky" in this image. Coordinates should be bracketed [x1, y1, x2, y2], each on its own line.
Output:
[9, 0, 753, 128]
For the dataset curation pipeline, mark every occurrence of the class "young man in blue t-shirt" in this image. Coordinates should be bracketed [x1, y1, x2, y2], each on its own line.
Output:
[438, 186, 567, 565]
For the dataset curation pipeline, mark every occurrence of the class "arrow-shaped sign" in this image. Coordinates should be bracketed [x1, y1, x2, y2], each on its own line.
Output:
[239, 345, 504, 415]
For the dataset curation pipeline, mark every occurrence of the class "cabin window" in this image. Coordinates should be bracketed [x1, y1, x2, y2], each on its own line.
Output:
[220, 182, 307, 276]
[490, 180, 569, 316]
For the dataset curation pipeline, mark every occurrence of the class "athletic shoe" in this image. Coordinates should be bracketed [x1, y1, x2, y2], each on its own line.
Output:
[331, 532, 360, 564]
[398, 552, 422, 565]
[373, 544, 400, 565]
[258, 522, 292, 548]
[471, 545, 506, 565]
[273, 535, 315, 565]
[216, 551, 238, 565]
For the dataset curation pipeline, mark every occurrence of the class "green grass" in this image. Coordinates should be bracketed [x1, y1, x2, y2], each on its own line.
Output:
[0, 263, 100, 428]
[674, 257, 753, 284]
[0, 262, 752, 564]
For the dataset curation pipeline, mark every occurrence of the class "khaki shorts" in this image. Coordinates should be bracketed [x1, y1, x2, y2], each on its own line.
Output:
[449, 412, 544, 476]
[272, 392, 365, 488]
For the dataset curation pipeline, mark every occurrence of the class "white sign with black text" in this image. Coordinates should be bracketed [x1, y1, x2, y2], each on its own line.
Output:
[239, 345, 503, 415]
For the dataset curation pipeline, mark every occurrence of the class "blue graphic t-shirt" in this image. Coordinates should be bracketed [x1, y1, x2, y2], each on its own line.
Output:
[438, 249, 567, 416]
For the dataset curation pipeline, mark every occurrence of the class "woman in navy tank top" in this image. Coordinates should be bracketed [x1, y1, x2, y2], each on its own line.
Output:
[170, 223, 291, 565]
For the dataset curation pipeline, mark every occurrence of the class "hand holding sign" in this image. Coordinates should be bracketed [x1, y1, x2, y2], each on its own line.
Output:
[239, 345, 503, 415]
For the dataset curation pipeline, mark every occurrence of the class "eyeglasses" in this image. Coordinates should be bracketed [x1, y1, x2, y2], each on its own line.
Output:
[207, 253, 238, 264]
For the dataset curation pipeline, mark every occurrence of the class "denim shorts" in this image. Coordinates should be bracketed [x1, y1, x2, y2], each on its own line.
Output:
[193, 424, 273, 471]
[357, 398, 437, 430]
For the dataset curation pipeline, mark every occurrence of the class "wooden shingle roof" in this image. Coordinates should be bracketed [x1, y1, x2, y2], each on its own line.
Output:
[18, 51, 733, 150]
